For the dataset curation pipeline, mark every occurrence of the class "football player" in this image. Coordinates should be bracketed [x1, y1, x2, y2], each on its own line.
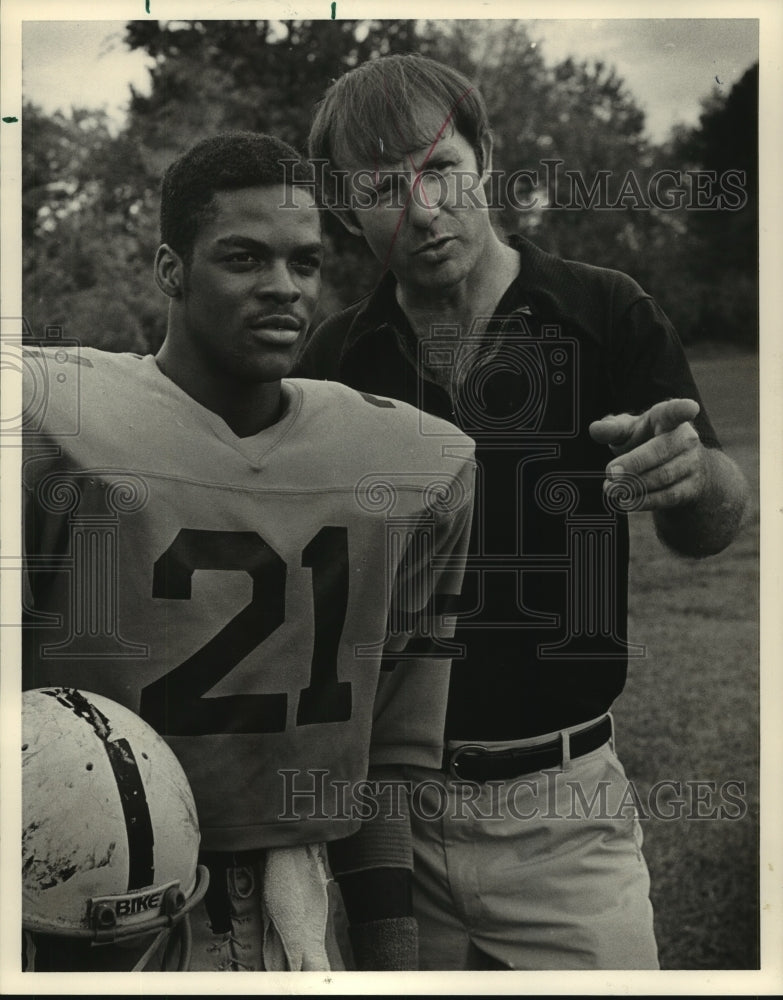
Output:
[22, 131, 475, 971]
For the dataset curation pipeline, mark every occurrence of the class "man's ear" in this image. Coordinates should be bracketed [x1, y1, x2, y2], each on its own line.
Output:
[331, 207, 364, 238]
[154, 244, 185, 299]
[479, 132, 495, 183]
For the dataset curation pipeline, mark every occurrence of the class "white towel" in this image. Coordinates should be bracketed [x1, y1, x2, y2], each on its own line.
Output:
[261, 843, 331, 971]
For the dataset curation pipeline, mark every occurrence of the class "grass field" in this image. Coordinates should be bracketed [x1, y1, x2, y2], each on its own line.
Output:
[613, 346, 760, 969]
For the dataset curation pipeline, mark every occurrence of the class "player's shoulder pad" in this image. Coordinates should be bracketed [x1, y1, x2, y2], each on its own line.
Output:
[290, 378, 475, 452]
[21, 345, 146, 430]
[22, 344, 141, 383]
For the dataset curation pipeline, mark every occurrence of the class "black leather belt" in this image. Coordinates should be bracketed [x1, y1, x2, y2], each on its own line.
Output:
[445, 716, 613, 782]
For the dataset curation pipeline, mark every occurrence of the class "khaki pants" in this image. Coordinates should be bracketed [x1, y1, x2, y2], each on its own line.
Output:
[405, 726, 659, 970]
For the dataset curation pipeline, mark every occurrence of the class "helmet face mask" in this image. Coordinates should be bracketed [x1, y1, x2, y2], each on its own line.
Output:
[23, 925, 181, 973]
[22, 687, 209, 972]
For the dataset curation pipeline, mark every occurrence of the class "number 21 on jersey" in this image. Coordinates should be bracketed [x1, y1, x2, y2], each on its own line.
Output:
[140, 526, 352, 736]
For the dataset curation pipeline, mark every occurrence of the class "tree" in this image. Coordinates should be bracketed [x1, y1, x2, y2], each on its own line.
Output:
[22, 21, 425, 349]
[119, 19, 671, 323]
[22, 102, 161, 351]
[493, 53, 656, 270]
[407, 24, 670, 300]
[25, 20, 753, 350]
[122, 19, 424, 321]
[667, 63, 758, 347]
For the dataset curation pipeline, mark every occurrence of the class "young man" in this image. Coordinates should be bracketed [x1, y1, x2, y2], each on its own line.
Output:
[296, 55, 750, 970]
[21, 131, 475, 972]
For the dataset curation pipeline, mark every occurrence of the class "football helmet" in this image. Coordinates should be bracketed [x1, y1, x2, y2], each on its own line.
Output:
[22, 687, 209, 971]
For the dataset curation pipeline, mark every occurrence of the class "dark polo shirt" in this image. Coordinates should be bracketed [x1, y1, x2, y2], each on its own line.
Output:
[297, 235, 719, 740]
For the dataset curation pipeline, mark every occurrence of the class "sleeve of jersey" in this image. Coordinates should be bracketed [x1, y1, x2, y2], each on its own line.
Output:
[330, 447, 474, 844]
[327, 764, 418, 969]
[20, 351, 60, 619]
[327, 448, 474, 942]
[369, 449, 476, 771]
[610, 294, 721, 448]
[22, 479, 37, 613]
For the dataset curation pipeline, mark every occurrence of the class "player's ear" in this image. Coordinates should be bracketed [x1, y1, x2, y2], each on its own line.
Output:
[479, 132, 495, 183]
[154, 244, 185, 299]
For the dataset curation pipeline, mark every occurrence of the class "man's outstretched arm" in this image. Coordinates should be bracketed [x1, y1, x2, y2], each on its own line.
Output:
[589, 397, 750, 558]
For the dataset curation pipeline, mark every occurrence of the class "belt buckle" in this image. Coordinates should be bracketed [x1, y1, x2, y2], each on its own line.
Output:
[449, 743, 489, 780]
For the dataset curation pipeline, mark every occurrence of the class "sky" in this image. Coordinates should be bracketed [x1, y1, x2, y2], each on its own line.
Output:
[17, 14, 760, 144]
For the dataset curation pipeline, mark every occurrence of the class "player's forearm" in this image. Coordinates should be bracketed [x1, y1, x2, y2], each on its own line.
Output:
[335, 866, 417, 970]
[653, 446, 750, 557]
[327, 771, 418, 970]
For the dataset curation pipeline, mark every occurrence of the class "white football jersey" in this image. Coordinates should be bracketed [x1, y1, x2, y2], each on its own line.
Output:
[22, 347, 475, 851]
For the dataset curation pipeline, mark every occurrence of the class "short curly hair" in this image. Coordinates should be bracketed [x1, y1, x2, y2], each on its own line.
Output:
[160, 131, 314, 264]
